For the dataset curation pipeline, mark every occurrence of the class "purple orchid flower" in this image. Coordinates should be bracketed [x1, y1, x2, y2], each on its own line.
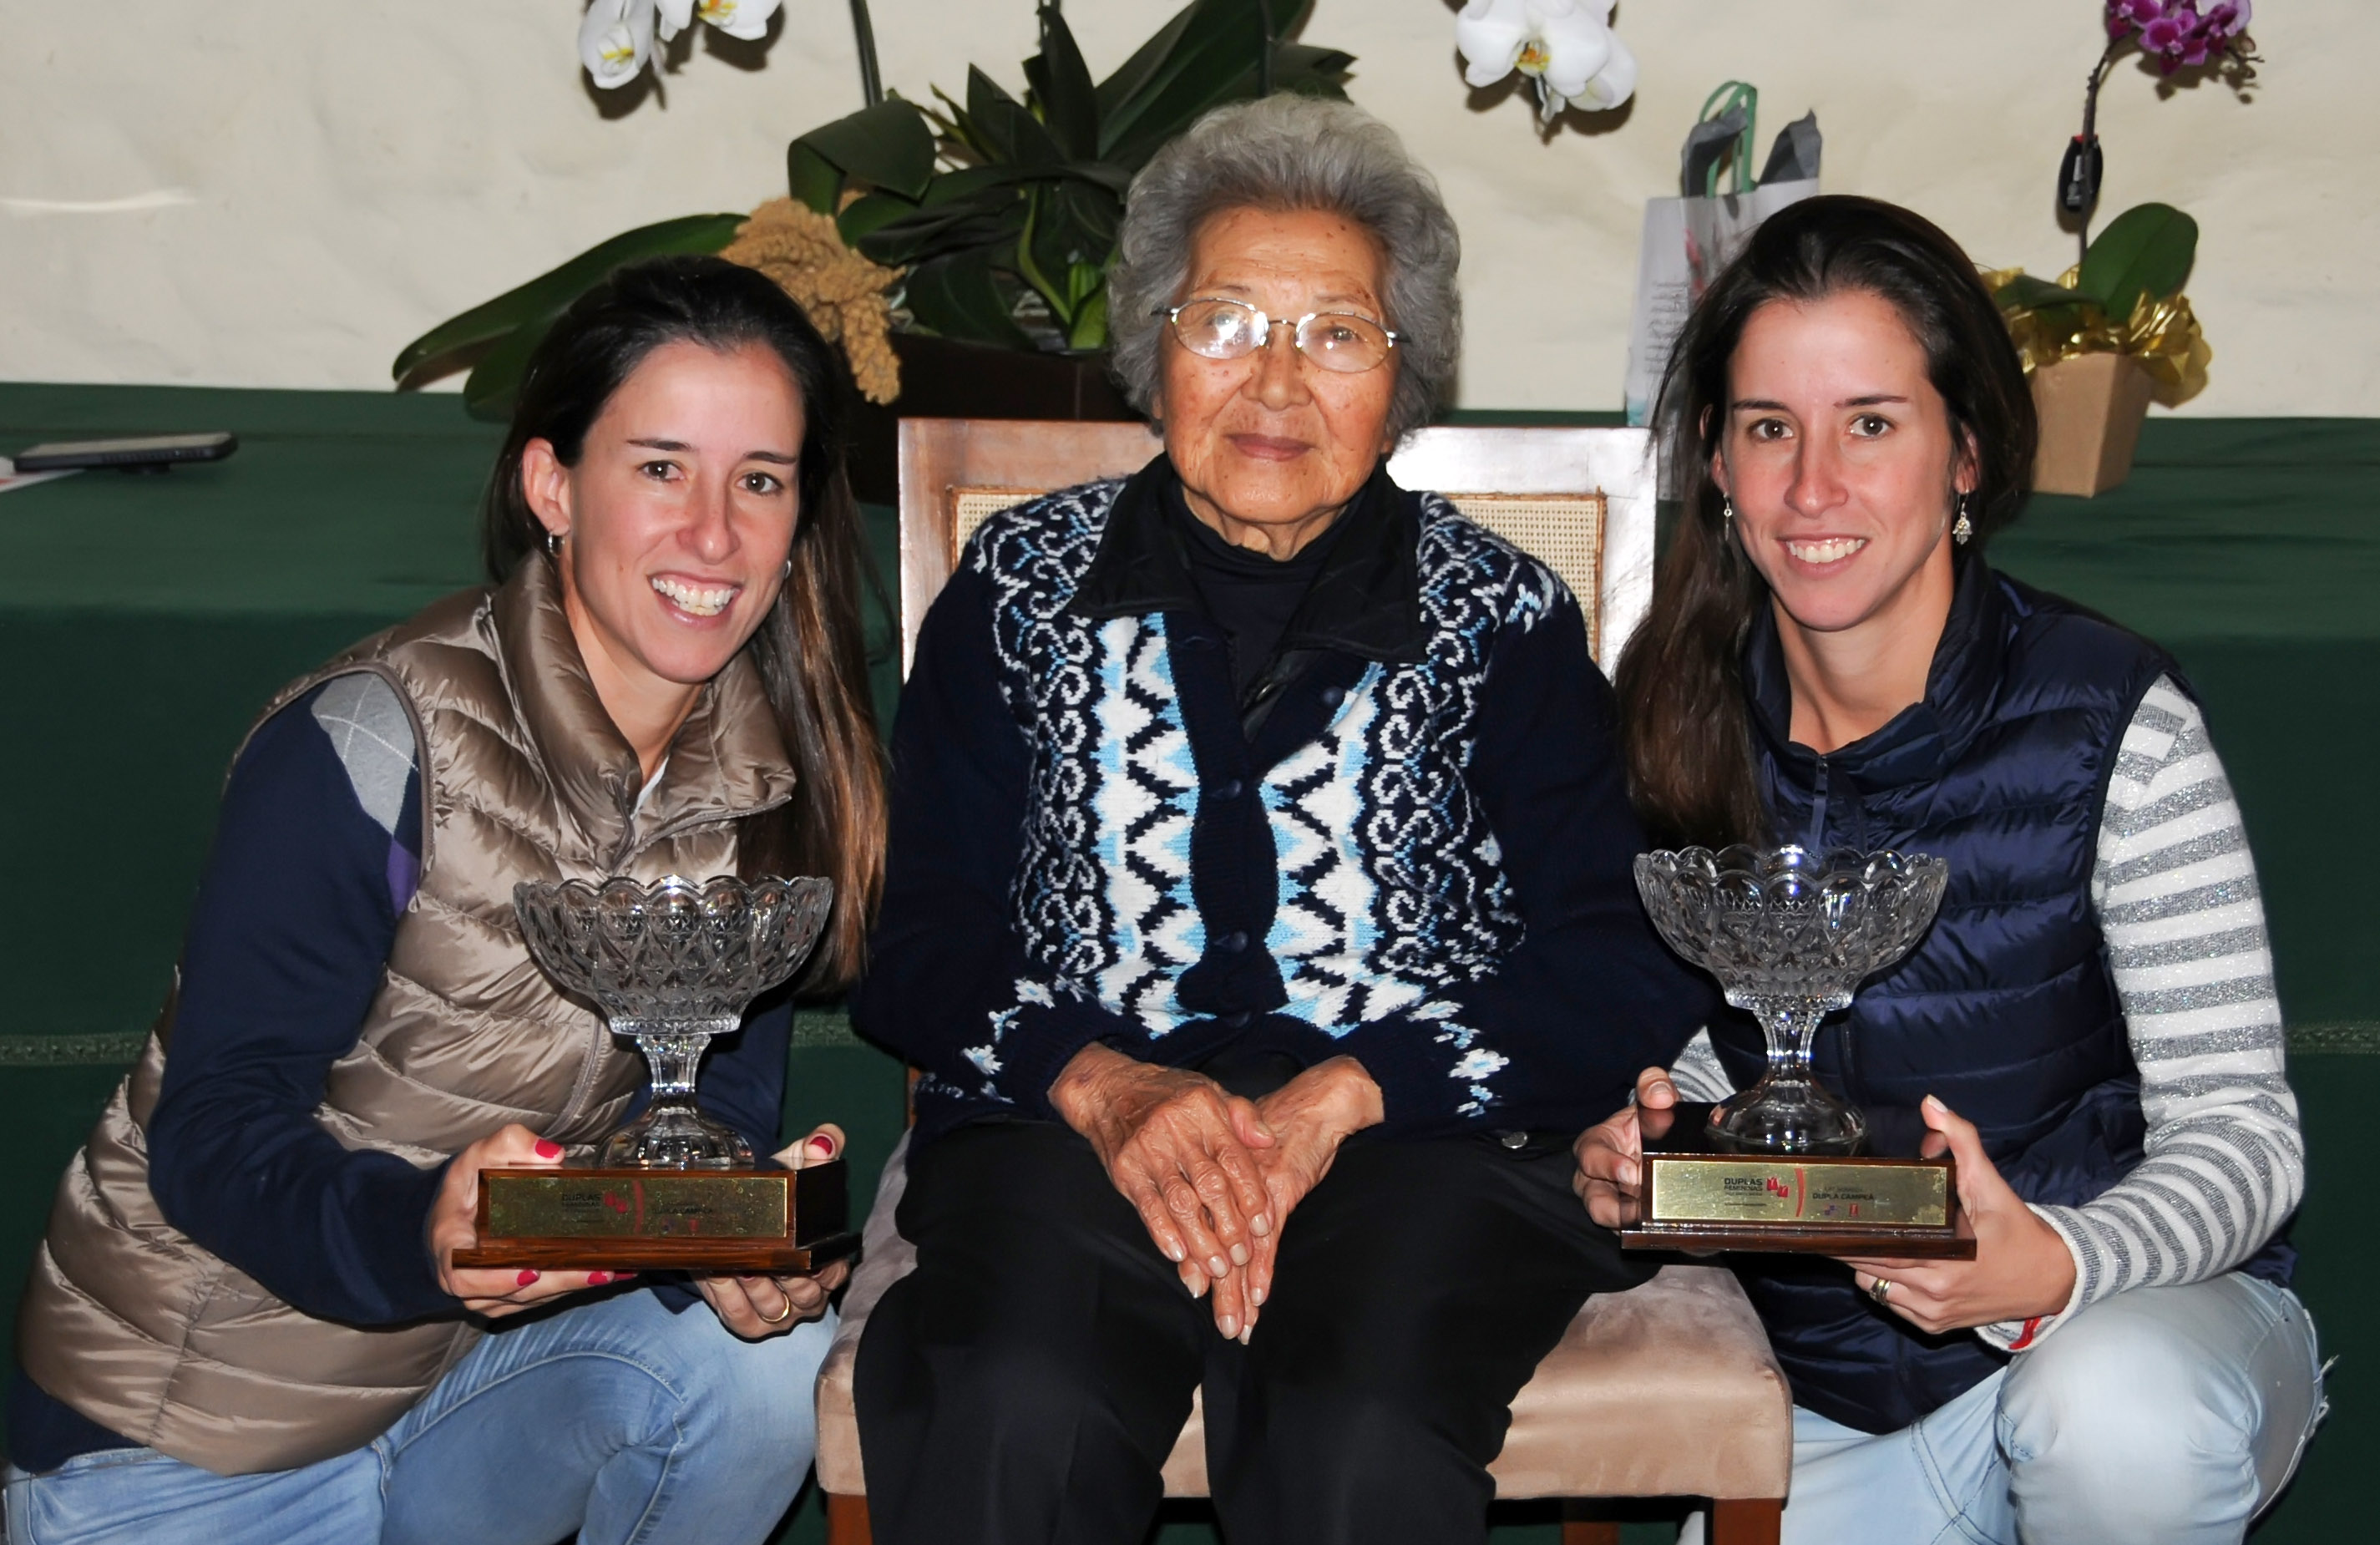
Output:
[2105, 0, 2168, 37]
[2199, 3, 2252, 40]
[2141, 10, 2194, 62]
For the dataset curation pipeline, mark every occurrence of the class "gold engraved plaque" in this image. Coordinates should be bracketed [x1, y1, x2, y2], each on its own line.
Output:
[1617, 1102, 1975, 1259]
[454, 1160, 858, 1274]
[1649, 1157, 1949, 1228]
[484, 1172, 790, 1241]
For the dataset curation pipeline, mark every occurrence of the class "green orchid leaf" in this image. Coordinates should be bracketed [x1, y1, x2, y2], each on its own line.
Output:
[914, 163, 1126, 209]
[927, 85, 998, 163]
[1097, 0, 1263, 165]
[1095, 2, 1203, 127]
[792, 98, 937, 200]
[458, 311, 559, 420]
[919, 165, 1022, 207]
[1993, 273, 2086, 313]
[968, 65, 1066, 169]
[858, 190, 1021, 268]
[902, 251, 1034, 349]
[1051, 180, 1123, 257]
[1025, 5, 1101, 162]
[836, 190, 922, 246]
[1014, 185, 1073, 326]
[788, 141, 843, 215]
[1067, 284, 1111, 352]
[391, 213, 745, 384]
[1060, 161, 1133, 195]
[1097, 1, 1335, 171]
[2077, 202, 2198, 321]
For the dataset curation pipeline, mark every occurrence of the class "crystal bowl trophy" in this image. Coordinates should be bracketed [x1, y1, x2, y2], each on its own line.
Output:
[1620, 844, 1973, 1258]
[451, 875, 858, 1274]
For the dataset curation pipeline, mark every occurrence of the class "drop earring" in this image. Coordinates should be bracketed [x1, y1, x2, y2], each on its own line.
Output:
[1721, 495, 1735, 528]
[1952, 494, 1973, 546]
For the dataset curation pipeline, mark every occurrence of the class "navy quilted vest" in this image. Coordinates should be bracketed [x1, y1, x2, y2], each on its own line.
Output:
[1713, 557, 2170, 1435]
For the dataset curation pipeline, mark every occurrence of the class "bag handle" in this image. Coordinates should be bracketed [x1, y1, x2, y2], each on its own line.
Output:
[1692, 80, 1760, 197]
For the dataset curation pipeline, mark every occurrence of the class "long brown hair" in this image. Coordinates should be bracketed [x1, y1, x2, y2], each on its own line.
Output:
[482, 256, 887, 989]
[1613, 195, 2038, 849]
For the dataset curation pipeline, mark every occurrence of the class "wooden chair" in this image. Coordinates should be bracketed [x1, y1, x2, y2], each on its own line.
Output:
[818, 419, 1792, 1545]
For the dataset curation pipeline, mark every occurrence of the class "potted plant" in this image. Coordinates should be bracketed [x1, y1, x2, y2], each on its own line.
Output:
[392, 0, 1353, 499]
[1986, 202, 2209, 497]
[2004, 2, 2258, 498]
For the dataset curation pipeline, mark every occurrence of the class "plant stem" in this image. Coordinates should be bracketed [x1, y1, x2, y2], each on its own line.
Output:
[1256, 0, 1274, 97]
[847, 0, 884, 107]
[2077, 41, 2119, 264]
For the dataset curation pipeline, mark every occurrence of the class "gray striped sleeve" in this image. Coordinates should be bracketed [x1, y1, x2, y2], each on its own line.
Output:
[1998, 676, 2304, 1348]
[1666, 1028, 1738, 1103]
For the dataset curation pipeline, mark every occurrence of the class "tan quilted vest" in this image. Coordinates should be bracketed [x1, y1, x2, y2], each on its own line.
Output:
[16, 557, 794, 1476]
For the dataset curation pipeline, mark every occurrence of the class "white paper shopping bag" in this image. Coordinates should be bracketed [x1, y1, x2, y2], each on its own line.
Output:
[1623, 84, 1822, 424]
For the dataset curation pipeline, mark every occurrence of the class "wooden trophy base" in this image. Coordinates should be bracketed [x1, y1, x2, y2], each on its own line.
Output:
[453, 1157, 858, 1274]
[1619, 1104, 1975, 1259]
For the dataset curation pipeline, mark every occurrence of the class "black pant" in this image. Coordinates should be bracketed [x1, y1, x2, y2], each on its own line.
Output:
[853, 1120, 1650, 1545]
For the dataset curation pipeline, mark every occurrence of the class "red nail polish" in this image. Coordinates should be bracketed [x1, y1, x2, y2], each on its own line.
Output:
[534, 1139, 564, 1158]
[812, 1133, 838, 1157]
[588, 1271, 613, 1284]
[516, 1269, 540, 1286]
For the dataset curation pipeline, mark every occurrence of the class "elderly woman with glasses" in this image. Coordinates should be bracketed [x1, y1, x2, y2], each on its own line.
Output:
[850, 95, 1710, 1545]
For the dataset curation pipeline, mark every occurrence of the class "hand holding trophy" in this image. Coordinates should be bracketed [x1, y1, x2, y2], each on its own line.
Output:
[452, 874, 858, 1274]
[1621, 843, 1972, 1258]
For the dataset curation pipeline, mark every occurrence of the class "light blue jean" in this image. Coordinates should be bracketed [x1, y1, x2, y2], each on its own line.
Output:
[1682, 1273, 2325, 1545]
[3, 1286, 834, 1545]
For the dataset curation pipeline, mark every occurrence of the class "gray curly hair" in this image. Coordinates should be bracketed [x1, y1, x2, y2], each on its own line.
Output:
[1107, 94, 1462, 446]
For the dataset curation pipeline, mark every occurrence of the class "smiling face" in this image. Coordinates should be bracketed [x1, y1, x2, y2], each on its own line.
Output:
[521, 338, 804, 762]
[1715, 289, 1975, 642]
[1154, 205, 1399, 557]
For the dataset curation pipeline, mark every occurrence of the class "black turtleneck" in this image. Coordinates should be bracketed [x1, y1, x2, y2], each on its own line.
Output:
[1162, 479, 1341, 702]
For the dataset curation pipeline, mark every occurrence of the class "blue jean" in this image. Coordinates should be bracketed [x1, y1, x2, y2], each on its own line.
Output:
[1682, 1273, 2326, 1545]
[3, 1287, 833, 1545]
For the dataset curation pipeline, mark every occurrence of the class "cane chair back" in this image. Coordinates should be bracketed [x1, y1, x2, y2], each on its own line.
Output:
[894, 418, 1657, 677]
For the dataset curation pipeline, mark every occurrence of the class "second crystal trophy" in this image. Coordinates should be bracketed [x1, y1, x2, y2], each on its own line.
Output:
[1621, 844, 1972, 1258]
[451, 874, 858, 1274]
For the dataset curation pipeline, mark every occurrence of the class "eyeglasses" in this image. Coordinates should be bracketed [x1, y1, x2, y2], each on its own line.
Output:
[1161, 297, 1398, 374]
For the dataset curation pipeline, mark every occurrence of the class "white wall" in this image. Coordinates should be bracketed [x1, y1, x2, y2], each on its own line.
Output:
[3, 3, 2370, 415]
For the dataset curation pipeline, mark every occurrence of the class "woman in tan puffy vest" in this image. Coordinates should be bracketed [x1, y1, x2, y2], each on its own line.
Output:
[4, 257, 886, 1545]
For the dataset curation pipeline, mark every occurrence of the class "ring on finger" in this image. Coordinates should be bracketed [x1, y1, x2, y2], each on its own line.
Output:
[1867, 1275, 1893, 1306]
[760, 1284, 797, 1325]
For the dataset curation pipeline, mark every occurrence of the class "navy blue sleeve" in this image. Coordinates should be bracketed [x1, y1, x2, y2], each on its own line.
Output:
[146, 687, 455, 1325]
[693, 988, 791, 1159]
[853, 561, 1132, 1119]
[1337, 592, 1716, 1135]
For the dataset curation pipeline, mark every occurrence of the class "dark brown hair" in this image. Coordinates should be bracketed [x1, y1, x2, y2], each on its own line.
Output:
[483, 255, 886, 988]
[1613, 195, 2038, 851]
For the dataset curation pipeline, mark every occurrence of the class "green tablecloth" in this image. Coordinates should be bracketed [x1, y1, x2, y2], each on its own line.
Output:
[1, 385, 2372, 1540]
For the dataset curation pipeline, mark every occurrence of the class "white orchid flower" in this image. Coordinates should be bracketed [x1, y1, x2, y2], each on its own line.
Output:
[692, 0, 780, 43]
[1577, 29, 1637, 110]
[581, 0, 783, 89]
[580, 0, 657, 90]
[1455, 0, 1636, 124]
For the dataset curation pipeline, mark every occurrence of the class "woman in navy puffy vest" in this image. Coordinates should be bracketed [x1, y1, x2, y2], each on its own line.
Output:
[1577, 196, 2323, 1544]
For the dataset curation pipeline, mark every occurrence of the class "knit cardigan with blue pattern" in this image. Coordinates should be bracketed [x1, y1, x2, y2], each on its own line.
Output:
[854, 460, 1711, 1143]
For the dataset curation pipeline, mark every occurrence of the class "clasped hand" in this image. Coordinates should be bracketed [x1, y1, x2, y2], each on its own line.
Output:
[429, 1121, 850, 1338]
[1575, 1071, 2077, 1334]
[1051, 1044, 1381, 1342]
